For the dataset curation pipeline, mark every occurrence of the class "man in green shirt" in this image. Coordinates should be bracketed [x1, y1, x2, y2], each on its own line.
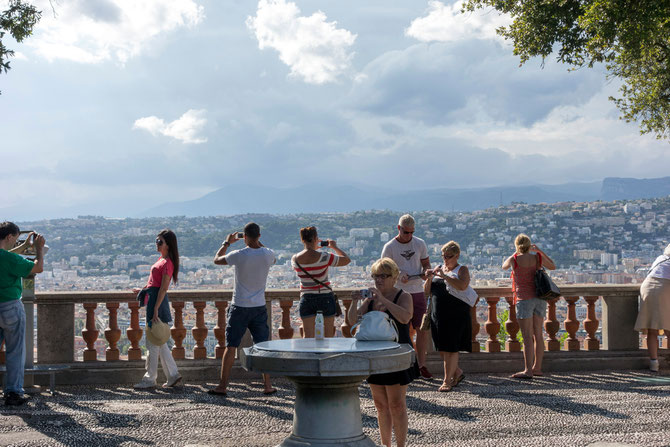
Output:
[0, 222, 44, 406]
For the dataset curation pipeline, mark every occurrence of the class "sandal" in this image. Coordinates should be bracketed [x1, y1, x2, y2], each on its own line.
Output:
[452, 373, 465, 387]
[511, 372, 533, 380]
[438, 383, 452, 392]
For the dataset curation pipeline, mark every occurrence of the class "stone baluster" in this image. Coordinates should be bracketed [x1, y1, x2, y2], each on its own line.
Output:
[104, 302, 121, 361]
[0, 341, 5, 364]
[82, 302, 99, 361]
[213, 301, 228, 358]
[661, 330, 669, 349]
[341, 299, 353, 338]
[192, 301, 208, 359]
[485, 297, 501, 353]
[278, 300, 295, 340]
[470, 298, 480, 353]
[504, 297, 521, 352]
[126, 301, 143, 361]
[602, 292, 639, 350]
[564, 296, 581, 351]
[583, 296, 600, 350]
[171, 301, 187, 360]
[544, 298, 560, 351]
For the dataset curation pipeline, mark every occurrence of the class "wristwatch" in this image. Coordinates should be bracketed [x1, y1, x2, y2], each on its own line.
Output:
[223, 241, 230, 247]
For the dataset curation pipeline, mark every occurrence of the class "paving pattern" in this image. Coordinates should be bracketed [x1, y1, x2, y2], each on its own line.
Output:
[1, 371, 669, 447]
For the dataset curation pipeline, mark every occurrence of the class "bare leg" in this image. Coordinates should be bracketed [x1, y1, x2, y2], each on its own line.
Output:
[516, 317, 534, 377]
[446, 352, 459, 384]
[302, 316, 315, 338]
[415, 328, 429, 368]
[262, 374, 275, 393]
[647, 329, 659, 360]
[325, 316, 335, 338]
[532, 314, 544, 375]
[385, 384, 409, 447]
[370, 384, 392, 447]
[212, 346, 236, 393]
[440, 352, 448, 385]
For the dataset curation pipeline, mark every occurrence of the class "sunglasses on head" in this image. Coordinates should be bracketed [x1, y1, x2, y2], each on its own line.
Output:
[155, 238, 164, 246]
[371, 273, 392, 279]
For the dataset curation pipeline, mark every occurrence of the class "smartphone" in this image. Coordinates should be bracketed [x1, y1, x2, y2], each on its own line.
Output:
[360, 289, 371, 299]
[237, 232, 244, 239]
[320, 240, 329, 247]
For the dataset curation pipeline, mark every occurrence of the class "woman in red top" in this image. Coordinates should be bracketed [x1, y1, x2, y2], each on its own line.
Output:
[133, 229, 182, 389]
[502, 234, 555, 379]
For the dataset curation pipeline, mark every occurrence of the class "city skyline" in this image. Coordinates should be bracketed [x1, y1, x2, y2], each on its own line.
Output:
[1, 0, 669, 221]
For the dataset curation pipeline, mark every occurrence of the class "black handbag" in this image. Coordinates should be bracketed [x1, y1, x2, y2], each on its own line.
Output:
[534, 268, 561, 300]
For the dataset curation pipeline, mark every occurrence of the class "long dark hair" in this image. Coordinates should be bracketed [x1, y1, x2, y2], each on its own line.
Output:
[158, 229, 179, 284]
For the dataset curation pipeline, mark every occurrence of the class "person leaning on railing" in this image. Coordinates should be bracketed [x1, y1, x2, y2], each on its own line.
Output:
[634, 243, 670, 372]
[502, 234, 556, 379]
[292, 226, 350, 338]
[0, 222, 45, 406]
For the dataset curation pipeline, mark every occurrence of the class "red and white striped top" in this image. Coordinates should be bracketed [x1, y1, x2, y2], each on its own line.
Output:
[292, 252, 341, 295]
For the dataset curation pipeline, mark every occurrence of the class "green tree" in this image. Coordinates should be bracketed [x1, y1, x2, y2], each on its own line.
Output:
[0, 0, 41, 93]
[498, 309, 523, 347]
[464, 0, 670, 139]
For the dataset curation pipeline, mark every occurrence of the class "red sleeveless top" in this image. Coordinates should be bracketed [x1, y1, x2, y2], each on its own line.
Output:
[512, 253, 541, 302]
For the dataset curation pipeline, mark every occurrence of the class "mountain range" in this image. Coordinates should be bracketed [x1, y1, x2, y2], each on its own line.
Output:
[141, 176, 670, 217]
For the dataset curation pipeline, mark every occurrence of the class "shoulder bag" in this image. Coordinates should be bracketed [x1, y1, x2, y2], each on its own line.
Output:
[350, 310, 399, 342]
[533, 253, 561, 300]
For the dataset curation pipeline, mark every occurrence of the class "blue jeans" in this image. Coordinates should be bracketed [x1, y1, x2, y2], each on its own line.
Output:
[0, 300, 26, 395]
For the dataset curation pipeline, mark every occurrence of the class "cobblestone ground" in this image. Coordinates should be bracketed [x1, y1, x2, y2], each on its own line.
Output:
[1, 371, 669, 447]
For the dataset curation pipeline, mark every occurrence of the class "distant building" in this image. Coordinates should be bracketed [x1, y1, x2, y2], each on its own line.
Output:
[600, 253, 618, 266]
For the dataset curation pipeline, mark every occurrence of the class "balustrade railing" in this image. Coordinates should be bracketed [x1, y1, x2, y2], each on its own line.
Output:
[0, 285, 658, 366]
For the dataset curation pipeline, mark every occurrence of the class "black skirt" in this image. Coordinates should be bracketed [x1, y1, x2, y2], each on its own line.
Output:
[430, 278, 472, 353]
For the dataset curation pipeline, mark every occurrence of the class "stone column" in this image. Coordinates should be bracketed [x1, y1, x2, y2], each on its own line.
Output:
[602, 293, 640, 351]
[37, 300, 75, 363]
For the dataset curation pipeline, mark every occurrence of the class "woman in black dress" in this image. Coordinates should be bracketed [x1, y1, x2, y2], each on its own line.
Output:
[424, 241, 473, 392]
[347, 257, 418, 447]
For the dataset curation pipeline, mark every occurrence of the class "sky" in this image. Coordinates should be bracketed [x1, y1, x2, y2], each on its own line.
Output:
[1, 0, 668, 220]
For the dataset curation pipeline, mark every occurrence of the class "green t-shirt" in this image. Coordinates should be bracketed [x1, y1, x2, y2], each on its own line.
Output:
[0, 249, 35, 303]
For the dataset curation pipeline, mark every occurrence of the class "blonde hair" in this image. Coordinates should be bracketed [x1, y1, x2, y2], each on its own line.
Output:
[515, 234, 531, 254]
[398, 214, 415, 228]
[441, 241, 460, 257]
[371, 257, 400, 280]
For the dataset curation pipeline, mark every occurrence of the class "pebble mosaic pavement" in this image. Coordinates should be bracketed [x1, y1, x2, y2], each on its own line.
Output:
[1, 371, 669, 447]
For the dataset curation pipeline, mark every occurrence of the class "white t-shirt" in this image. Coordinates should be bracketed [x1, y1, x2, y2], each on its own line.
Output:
[381, 236, 429, 294]
[224, 246, 276, 307]
[648, 255, 670, 280]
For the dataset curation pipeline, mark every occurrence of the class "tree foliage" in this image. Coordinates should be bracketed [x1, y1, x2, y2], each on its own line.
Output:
[464, 0, 670, 139]
[0, 0, 41, 93]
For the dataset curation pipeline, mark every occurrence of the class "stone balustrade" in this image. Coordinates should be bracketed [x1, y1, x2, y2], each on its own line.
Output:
[0, 285, 658, 367]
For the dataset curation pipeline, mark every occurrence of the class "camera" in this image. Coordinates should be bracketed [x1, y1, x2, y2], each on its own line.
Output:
[320, 240, 329, 247]
[237, 232, 244, 239]
[360, 289, 371, 299]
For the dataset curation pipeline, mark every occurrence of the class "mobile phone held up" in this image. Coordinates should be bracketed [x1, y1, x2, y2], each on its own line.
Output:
[320, 240, 329, 247]
[360, 289, 371, 299]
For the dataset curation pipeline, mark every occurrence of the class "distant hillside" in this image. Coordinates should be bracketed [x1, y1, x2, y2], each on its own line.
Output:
[601, 176, 670, 201]
[141, 176, 670, 217]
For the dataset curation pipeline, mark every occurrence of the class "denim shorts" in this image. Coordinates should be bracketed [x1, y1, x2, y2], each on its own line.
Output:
[516, 298, 547, 319]
[225, 305, 270, 347]
[299, 292, 337, 318]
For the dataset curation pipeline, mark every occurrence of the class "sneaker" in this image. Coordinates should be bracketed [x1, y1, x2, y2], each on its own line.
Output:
[650, 359, 659, 372]
[5, 392, 29, 406]
[133, 378, 157, 389]
[163, 375, 182, 388]
[419, 366, 433, 380]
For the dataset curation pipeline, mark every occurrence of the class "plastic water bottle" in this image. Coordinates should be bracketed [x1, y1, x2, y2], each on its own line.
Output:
[315, 311, 324, 340]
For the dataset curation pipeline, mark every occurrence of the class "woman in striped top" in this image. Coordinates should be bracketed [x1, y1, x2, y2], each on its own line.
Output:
[292, 226, 351, 338]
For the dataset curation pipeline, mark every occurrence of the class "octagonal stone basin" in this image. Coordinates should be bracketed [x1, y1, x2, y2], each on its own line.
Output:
[241, 338, 414, 447]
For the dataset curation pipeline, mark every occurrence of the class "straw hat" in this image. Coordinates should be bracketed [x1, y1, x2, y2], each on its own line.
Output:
[147, 320, 171, 346]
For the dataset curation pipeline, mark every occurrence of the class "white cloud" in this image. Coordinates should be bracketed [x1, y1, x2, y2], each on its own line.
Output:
[406, 0, 511, 44]
[133, 109, 208, 144]
[246, 0, 357, 84]
[28, 0, 204, 64]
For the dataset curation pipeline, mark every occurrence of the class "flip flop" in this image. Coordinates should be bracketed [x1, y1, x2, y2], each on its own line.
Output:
[263, 389, 277, 395]
[532, 371, 544, 377]
[207, 389, 228, 396]
[438, 384, 452, 392]
[511, 372, 533, 380]
[453, 373, 465, 387]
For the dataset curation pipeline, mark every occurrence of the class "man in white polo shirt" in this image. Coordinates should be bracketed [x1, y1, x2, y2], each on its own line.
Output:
[381, 214, 433, 379]
[208, 222, 276, 396]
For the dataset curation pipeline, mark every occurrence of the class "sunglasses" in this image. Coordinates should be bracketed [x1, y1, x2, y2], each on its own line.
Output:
[401, 230, 414, 235]
[443, 254, 455, 259]
[371, 273, 392, 279]
[155, 238, 164, 246]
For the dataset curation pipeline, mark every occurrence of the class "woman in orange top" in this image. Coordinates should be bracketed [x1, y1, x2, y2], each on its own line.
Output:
[502, 234, 555, 379]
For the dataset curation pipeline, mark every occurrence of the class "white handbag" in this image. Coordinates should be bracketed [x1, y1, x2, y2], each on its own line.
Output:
[351, 311, 399, 342]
